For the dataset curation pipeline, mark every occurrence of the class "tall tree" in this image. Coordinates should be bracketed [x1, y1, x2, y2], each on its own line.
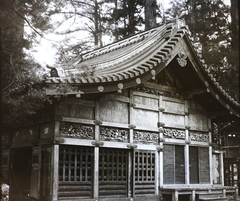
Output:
[230, 0, 239, 72]
[166, 0, 238, 100]
[0, 0, 62, 128]
[145, 0, 157, 30]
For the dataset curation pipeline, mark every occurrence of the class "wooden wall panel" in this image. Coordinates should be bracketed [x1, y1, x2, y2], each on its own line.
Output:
[68, 104, 94, 119]
[163, 145, 175, 184]
[175, 146, 185, 184]
[212, 154, 221, 184]
[164, 101, 185, 114]
[55, 103, 94, 120]
[99, 100, 129, 124]
[199, 147, 210, 184]
[162, 113, 185, 127]
[133, 95, 158, 107]
[189, 146, 199, 184]
[188, 114, 208, 131]
[132, 109, 158, 129]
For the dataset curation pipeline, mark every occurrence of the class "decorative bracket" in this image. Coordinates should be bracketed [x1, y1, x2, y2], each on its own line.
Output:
[157, 122, 165, 128]
[94, 120, 103, 125]
[54, 137, 65, 144]
[156, 146, 163, 152]
[159, 138, 165, 143]
[91, 140, 104, 147]
[128, 124, 136, 129]
[177, 51, 187, 67]
[127, 143, 137, 149]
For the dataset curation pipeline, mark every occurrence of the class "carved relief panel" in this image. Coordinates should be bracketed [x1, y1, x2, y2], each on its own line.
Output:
[100, 127, 129, 142]
[60, 122, 94, 139]
[133, 130, 159, 144]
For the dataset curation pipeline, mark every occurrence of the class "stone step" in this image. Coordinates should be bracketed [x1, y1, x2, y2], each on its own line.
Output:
[199, 197, 228, 201]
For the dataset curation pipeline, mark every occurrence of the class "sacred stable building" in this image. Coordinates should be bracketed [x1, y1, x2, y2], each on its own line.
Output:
[1, 20, 240, 201]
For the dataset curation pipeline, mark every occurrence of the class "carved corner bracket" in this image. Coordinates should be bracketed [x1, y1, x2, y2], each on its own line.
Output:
[54, 137, 65, 144]
[127, 143, 137, 149]
[159, 138, 165, 142]
[128, 124, 136, 129]
[156, 146, 163, 152]
[92, 140, 104, 147]
[157, 122, 165, 128]
[94, 120, 103, 125]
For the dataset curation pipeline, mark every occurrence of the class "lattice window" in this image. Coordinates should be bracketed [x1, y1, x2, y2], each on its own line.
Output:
[58, 146, 93, 199]
[59, 146, 93, 182]
[99, 148, 128, 198]
[99, 149, 127, 182]
[134, 150, 155, 196]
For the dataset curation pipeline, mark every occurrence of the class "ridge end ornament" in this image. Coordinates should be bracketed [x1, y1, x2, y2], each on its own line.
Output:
[177, 51, 187, 67]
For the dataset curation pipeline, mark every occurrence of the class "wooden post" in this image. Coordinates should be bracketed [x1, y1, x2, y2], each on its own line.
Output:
[208, 118, 213, 185]
[185, 128, 190, 185]
[93, 147, 99, 200]
[174, 190, 178, 201]
[159, 94, 164, 188]
[220, 151, 224, 185]
[191, 190, 196, 201]
[52, 145, 59, 201]
[94, 123, 100, 199]
[155, 150, 159, 195]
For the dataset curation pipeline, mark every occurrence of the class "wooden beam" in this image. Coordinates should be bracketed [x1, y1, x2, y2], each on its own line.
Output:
[184, 88, 209, 99]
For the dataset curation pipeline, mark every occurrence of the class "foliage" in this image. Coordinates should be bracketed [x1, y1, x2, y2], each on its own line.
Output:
[166, 0, 239, 101]
[0, 0, 62, 128]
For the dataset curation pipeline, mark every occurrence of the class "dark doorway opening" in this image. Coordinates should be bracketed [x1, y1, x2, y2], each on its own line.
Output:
[9, 147, 32, 201]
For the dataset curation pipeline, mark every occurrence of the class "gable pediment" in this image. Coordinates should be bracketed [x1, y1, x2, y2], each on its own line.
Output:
[45, 20, 239, 117]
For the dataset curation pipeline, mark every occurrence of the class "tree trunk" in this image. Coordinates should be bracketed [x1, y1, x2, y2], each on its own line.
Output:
[145, 0, 157, 30]
[230, 0, 239, 72]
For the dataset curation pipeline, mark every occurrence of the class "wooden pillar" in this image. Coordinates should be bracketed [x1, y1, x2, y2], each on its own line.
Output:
[185, 128, 190, 185]
[128, 128, 134, 198]
[52, 144, 59, 201]
[94, 147, 99, 200]
[93, 123, 100, 199]
[155, 150, 159, 195]
[220, 151, 224, 185]
[191, 190, 196, 201]
[173, 190, 178, 201]
[185, 100, 190, 185]
[158, 94, 164, 188]
[208, 118, 213, 185]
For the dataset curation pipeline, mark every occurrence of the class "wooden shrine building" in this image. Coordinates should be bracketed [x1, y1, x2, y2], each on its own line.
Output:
[1, 20, 240, 201]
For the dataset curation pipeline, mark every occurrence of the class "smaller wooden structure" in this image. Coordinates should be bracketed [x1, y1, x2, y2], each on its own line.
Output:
[1, 19, 239, 201]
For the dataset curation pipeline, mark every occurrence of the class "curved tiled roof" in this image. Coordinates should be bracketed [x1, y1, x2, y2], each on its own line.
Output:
[46, 19, 239, 117]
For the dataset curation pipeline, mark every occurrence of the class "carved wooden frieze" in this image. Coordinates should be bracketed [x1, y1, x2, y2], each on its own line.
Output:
[163, 91, 183, 100]
[60, 122, 94, 139]
[133, 131, 158, 144]
[163, 128, 185, 139]
[100, 127, 129, 142]
[189, 131, 209, 142]
[134, 86, 183, 100]
[212, 122, 220, 149]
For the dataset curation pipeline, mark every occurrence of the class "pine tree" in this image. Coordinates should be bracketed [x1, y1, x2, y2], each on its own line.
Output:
[0, 0, 62, 128]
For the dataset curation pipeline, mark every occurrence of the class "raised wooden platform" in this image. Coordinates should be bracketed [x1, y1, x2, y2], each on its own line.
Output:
[160, 186, 239, 201]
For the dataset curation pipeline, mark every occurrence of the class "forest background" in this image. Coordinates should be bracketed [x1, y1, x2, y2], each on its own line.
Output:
[0, 0, 239, 129]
